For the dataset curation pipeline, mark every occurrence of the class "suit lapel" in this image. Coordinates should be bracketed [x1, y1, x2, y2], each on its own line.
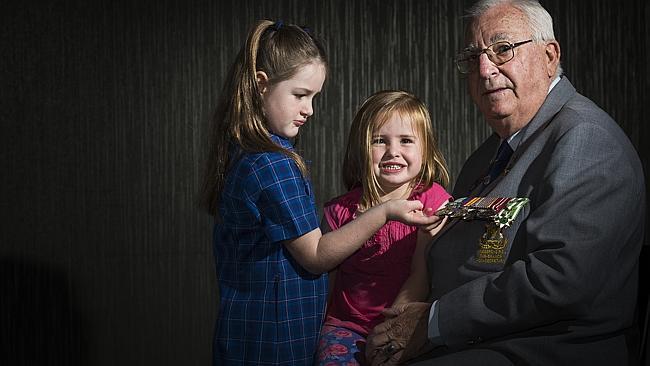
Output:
[478, 77, 577, 196]
[518, 77, 576, 146]
[434, 78, 578, 240]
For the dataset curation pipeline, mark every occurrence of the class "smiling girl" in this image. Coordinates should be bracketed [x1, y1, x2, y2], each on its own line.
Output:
[316, 90, 451, 365]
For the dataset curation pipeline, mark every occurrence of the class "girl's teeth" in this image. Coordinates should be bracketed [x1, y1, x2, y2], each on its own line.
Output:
[384, 165, 401, 170]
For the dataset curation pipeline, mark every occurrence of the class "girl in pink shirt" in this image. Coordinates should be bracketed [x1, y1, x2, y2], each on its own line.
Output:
[316, 90, 452, 365]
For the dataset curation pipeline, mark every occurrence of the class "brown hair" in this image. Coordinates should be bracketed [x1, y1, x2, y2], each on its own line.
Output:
[201, 20, 327, 215]
[342, 90, 450, 211]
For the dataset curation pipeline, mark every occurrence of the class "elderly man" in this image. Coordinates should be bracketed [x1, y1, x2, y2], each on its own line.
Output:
[365, 0, 645, 365]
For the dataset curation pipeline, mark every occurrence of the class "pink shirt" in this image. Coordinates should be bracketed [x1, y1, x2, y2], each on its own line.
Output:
[323, 184, 451, 336]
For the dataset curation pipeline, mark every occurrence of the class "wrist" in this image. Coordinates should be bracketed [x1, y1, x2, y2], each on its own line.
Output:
[382, 200, 395, 222]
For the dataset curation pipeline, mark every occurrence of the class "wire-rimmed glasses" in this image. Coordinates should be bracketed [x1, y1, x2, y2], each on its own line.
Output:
[455, 39, 533, 74]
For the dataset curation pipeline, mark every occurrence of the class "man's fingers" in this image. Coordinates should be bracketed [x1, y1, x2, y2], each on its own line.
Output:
[368, 340, 390, 366]
[370, 347, 403, 366]
[367, 329, 390, 348]
[380, 307, 399, 318]
[366, 329, 391, 365]
[381, 303, 408, 317]
[386, 350, 404, 366]
[371, 315, 395, 333]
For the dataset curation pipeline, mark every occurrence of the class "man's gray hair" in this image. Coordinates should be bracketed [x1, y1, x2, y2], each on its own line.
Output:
[466, 0, 563, 77]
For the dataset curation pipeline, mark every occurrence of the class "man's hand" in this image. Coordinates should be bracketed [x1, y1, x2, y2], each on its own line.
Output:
[365, 302, 433, 366]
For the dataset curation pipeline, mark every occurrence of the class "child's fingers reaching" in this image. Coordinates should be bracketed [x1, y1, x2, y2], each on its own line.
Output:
[406, 212, 442, 226]
[418, 215, 448, 235]
[422, 207, 435, 216]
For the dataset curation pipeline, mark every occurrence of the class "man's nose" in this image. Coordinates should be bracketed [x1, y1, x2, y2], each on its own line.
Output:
[478, 53, 499, 78]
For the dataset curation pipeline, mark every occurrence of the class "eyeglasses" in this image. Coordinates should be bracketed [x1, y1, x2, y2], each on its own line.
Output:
[455, 39, 533, 74]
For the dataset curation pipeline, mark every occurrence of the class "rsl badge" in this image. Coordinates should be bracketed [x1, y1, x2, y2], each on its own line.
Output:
[480, 223, 507, 249]
[477, 223, 508, 263]
[436, 197, 529, 264]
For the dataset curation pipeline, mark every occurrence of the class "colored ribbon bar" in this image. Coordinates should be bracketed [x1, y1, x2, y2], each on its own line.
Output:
[436, 196, 528, 227]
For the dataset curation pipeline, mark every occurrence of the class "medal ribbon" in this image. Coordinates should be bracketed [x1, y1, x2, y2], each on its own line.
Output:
[494, 198, 529, 228]
[437, 196, 528, 227]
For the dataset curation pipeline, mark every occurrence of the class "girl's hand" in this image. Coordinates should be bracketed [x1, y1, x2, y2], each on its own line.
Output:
[418, 215, 448, 237]
[418, 201, 449, 236]
[384, 199, 442, 227]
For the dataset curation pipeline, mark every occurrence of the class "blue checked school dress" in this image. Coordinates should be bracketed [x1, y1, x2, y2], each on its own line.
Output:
[213, 134, 328, 365]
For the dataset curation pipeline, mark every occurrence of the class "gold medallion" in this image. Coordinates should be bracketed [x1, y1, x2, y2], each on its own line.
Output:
[475, 223, 508, 264]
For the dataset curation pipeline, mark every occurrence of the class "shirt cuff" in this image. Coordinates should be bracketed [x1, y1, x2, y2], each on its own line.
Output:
[428, 300, 444, 345]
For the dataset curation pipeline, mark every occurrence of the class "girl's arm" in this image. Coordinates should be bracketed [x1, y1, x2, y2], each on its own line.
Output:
[392, 204, 449, 305]
[321, 218, 337, 306]
[391, 230, 434, 305]
[284, 199, 440, 275]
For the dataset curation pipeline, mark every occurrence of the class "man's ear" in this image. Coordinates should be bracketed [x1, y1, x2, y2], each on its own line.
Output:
[256, 71, 269, 94]
[545, 40, 561, 78]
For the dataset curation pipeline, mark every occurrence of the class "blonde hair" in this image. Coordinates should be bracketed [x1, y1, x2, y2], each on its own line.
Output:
[201, 20, 327, 216]
[342, 90, 450, 211]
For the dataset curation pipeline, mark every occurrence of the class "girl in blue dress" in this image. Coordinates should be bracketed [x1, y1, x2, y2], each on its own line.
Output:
[200, 20, 443, 365]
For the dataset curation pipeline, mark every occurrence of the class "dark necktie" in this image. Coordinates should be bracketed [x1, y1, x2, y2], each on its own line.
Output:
[485, 140, 514, 185]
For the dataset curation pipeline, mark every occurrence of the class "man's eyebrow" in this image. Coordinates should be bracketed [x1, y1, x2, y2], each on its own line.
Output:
[489, 33, 511, 43]
[464, 32, 511, 51]
[464, 33, 512, 50]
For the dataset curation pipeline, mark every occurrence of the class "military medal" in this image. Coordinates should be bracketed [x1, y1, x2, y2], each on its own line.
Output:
[435, 196, 517, 221]
[436, 196, 529, 264]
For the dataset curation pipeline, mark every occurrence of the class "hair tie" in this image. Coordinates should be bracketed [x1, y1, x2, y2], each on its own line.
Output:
[274, 20, 283, 31]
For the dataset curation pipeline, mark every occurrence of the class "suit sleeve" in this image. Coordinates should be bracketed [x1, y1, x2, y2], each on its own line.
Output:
[437, 118, 645, 347]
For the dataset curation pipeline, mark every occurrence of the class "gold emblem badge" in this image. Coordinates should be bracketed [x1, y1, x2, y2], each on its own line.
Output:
[476, 223, 508, 264]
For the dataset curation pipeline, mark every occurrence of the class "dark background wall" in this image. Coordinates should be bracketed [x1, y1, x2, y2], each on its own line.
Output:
[1, 0, 648, 365]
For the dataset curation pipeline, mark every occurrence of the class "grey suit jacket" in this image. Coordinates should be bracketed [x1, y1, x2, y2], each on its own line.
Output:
[427, 77, 645, 365]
